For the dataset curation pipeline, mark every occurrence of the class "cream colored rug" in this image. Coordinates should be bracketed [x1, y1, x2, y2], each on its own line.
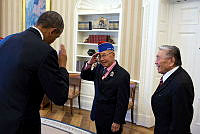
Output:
[41, 117, 95, 134]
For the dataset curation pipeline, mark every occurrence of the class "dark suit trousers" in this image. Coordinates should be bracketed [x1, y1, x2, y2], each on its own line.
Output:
[16, 117, 41, 134]
[95, 121, 122, 134]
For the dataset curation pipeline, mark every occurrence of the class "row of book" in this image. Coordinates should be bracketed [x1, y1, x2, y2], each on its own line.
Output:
[78, 21, 92, 30]
[87, 35, 111, 43]
[109, 21, 119, 30]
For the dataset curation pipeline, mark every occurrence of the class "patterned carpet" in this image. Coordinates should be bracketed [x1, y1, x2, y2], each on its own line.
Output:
[41, 117, 95, 134]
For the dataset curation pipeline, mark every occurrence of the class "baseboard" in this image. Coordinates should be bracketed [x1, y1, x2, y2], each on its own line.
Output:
[136, 113, 155, 128]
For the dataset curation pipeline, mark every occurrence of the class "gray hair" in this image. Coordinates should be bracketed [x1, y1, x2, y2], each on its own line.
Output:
[36, 11, 64, 33]
[159, 45, 182, 66]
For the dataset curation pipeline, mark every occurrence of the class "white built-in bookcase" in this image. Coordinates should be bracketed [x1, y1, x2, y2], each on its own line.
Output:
[74, 12, 121, 72]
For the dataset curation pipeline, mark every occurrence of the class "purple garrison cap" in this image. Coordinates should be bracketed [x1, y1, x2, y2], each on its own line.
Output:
[98, 42, 114, 52]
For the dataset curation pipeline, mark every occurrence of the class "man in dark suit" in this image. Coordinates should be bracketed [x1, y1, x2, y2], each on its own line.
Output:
[0, 11, 69, 134]
[151, 45, 194, 134]
[81, 42, 130, 134]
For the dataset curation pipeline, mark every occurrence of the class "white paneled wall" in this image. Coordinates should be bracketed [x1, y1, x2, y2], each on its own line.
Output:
[0, 0, 22, 37]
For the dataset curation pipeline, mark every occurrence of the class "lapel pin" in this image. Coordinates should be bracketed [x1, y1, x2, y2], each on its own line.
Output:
[110, 71, 114, 77]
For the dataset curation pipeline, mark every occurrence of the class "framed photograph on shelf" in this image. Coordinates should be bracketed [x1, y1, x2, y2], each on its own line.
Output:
[22, 0, 51, 30]
[93, 17, 108, 29]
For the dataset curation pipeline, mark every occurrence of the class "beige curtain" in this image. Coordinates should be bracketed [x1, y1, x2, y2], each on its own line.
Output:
[51, 0, 77, 71]
[0, 0, 22, 37]
[120, 0, 143, 80]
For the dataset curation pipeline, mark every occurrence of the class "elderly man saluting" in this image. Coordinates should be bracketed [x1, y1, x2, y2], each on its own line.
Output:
[81, 42, 130, 134]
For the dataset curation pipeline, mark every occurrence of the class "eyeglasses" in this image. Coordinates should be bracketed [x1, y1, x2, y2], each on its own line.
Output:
[99, 52, 113, 59]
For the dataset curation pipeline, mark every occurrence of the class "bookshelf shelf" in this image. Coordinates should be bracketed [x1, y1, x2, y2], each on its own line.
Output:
[77, 42, 97, 45]
[77, 42, 118, 47]
[78, 12, 120, 15]
[77, 55, 92, 58]
[78, 29, 119, 32]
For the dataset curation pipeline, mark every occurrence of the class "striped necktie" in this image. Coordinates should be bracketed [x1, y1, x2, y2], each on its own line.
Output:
[102, 68, 107, 76]
[159, 76, 163, 86]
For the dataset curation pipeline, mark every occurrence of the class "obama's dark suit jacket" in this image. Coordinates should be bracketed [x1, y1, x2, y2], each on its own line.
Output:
[0, 27, 69, 134]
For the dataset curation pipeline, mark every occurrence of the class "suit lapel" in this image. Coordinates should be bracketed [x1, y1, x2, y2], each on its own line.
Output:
[103, 62, 119, 81]
[96, 64, 104, 93]
[97, 62, 119, 94]
[154, 67, 183, 94]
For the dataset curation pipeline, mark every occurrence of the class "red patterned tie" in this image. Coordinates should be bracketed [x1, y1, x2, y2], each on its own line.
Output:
[159, 76, 163, 86]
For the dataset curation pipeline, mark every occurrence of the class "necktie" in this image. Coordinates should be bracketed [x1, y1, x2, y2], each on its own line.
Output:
[102, 68, 107, 76]
[159, 76, 163, 86]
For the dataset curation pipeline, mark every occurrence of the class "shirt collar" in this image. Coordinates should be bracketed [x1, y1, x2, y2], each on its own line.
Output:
[106, 61, 116, 72]
[163, 66, 179, 82]
[32, 26, 44, 40]
[102, 61, 116, 79]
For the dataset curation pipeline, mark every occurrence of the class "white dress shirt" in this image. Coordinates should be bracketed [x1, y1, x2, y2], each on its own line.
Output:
[32, 26, 44, 40]
[163, 66, 179, 83]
